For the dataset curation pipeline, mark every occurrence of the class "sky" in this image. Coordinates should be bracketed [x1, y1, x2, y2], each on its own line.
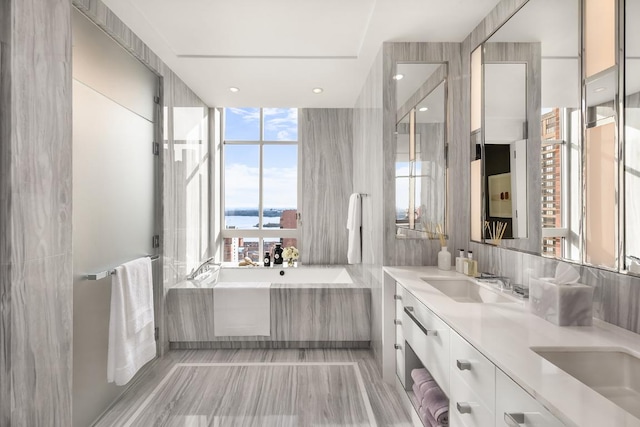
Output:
[224, 108, 298, 209]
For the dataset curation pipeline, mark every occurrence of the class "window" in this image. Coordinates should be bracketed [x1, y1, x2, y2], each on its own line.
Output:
[221, 108, 299, 262]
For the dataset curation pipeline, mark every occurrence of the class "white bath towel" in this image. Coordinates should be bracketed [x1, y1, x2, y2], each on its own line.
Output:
[214, 282, 271, 336]
[347, 193, 362, 264]
[107, 257, 156, 386]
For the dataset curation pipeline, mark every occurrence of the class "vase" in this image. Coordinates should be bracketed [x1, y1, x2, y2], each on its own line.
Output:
[287, 259, 295, 268]
[438, 246, 452, 271]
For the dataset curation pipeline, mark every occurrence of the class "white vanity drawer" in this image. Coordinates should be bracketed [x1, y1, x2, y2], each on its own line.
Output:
[450, 330, 496, 409]
[496, 369, 565, 427]
[451, 370, 494, 427]
[402, 291, 450, 394]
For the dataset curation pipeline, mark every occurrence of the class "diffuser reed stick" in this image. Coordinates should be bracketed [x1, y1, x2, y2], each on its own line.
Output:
[484, 220, 507, 246]
[436, 224, 446, 247]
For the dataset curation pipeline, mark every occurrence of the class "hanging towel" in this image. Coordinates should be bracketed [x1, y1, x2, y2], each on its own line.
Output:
[107, 257, 156, 386]
[214, 282, 271, 336]
[347, 193, 362, 264]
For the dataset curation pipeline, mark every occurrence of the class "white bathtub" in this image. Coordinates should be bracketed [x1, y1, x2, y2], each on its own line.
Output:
[217, 266, 353, 284]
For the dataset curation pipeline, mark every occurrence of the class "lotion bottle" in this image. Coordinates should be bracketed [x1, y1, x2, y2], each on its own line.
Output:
[456, 249, 466, 273]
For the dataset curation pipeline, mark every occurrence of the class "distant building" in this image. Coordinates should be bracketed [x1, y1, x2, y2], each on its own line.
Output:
[280, 209, 298, 249]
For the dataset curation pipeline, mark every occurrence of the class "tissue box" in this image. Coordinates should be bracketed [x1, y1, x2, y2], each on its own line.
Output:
[529, 277, 594, 326]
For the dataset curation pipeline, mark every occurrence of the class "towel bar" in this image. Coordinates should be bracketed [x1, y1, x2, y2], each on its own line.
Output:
[86, 255, 159, 280]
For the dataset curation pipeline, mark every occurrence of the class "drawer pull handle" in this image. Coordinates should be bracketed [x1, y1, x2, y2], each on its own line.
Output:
[403, 307, 438, 336]
[394, 295, 402, 300]
[456, 359, 471, 371]
[394, 319, 402, 326]
[456, 402, 472, 414]
[504, 413, 525, 426]
[394, 344, 401, 350]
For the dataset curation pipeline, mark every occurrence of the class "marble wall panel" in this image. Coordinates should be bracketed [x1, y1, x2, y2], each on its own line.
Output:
[0, 0, 74, 425]
[300, 109, 353, 265]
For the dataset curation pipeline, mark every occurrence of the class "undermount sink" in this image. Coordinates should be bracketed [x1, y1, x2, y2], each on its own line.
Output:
[533, 347, 640, 419]
[420, 278, 515, 303]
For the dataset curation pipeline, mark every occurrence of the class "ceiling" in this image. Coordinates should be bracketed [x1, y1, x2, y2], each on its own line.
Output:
[101, 0, 500, 107]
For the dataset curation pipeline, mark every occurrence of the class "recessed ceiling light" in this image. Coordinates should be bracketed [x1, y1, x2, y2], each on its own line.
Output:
[418, 107, 429, 112]
[312, 88, 323, 94]
[393, 74, 404, 80]
[594, 87, 606, 93]
[229, 87, 240, 93]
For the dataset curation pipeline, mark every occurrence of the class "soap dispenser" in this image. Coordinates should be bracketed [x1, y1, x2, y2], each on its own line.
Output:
[463, 251, 478, 277]
[273, 244, 283, 265]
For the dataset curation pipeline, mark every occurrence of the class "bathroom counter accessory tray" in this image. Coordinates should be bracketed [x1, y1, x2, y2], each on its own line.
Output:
[86, 255, 160, 280]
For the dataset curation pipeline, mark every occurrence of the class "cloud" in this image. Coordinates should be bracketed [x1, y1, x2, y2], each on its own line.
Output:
[225, 162, 297, 208]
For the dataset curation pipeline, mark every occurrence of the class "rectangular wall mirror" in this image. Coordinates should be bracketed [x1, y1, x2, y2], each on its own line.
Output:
[470, 0, 578, 257]
[395, 63, 448, 239]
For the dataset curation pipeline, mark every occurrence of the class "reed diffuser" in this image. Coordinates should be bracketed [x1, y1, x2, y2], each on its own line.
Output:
[484, 220, 507, 246]
[436, 224, 451, 271]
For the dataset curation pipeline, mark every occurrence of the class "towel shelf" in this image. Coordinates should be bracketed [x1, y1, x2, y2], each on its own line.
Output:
[86, 255, 159, 280]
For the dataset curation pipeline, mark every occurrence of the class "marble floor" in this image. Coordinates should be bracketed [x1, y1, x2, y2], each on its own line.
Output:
[94, 349, 412, 427]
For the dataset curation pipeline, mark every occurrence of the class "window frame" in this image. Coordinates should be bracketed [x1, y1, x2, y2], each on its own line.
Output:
[220, 108, 300, 258]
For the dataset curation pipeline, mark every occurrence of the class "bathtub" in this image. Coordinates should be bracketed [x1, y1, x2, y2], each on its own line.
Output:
[167, 265, 370, 349]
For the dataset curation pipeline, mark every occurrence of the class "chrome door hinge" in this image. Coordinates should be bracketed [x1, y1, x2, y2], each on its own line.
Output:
[154, 327, 159, 340]
[153, 96, 160, 105]
[152, 235, 160, 248]
[153, 142, 160, 155]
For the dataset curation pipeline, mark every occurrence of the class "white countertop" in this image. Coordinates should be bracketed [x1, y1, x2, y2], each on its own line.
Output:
[383, 266, 640, 427]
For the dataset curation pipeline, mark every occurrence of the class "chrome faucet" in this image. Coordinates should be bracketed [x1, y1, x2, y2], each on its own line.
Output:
[477, 273, 511, 291]
[188, 257, 220, 280]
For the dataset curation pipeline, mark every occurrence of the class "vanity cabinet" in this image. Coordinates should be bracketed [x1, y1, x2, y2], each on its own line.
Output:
[402, 289, 451, 394]
[450, 330, 496, 427]
[495, 370, 564, 427]
[393, 282, 564, 427]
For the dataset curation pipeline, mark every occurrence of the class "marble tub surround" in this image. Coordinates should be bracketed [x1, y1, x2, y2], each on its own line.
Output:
[93, 349, 412, 427]
[168, 267, 370, 346]
[384, 266, 640, 427]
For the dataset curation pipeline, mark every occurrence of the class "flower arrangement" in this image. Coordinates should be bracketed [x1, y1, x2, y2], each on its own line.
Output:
[283, 246, 299, 261]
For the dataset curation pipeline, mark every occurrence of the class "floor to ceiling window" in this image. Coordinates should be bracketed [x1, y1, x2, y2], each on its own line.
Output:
[221, 107, 299, 262]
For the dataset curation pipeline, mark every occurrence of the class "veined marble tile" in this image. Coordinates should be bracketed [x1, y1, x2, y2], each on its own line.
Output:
[300, 109, 353, 265]
[94, 350, 411, 427]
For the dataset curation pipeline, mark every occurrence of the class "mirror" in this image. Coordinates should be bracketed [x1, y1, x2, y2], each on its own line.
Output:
[626, 0, 640, 274]
[471, 0, 580, 256]
[395, 64, 447, 238]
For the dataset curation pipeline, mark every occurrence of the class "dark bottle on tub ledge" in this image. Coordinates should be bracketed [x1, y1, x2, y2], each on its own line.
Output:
[273, 244, 283, 265]
[264, 252, 271, 267]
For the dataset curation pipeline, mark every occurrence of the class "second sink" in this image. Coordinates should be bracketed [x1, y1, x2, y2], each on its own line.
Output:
[420, 278, 515, 303]
[533, 347, 640, 419]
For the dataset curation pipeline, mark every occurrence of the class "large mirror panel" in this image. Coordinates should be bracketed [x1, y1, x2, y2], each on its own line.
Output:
[471, 0, 580, 258]
[626, 0, 640, 274]
[395, 64, 447, 239]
